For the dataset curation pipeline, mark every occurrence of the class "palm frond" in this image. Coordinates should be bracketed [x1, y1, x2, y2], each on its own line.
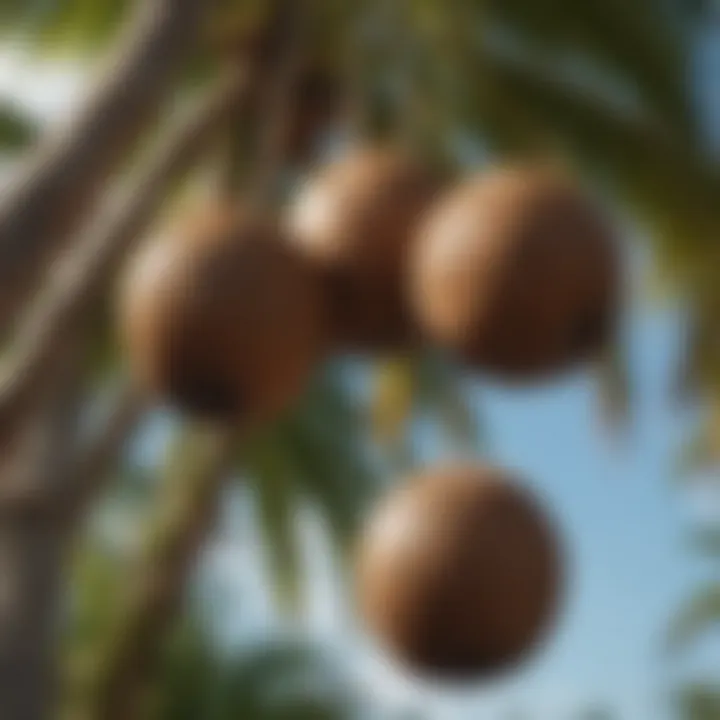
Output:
[369, 350, 482, 467]
[484, 0, 694, 134]
[370, 357, 415, 447]
[0, 103, 38, 152]
[666, 582, 720, 653]
[153, 621, 355, 720]
[213, 641, 352, 720]
[413, 350, 483, 454]
[238, 366, 379, 594]
[675, 427, 718, 479]
[595, 338, 631, 437]
[7, 0, 130, 54]
[688, 528, 720, 559]
[676, 683, 720, 720]
[282, 368, 380, 555]
[151, 619, 217, 720]
[242, 432, 303, 614]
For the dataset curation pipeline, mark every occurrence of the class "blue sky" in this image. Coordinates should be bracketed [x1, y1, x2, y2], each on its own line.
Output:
[2, 39, 718, 720]
[467, 306, 699, 718]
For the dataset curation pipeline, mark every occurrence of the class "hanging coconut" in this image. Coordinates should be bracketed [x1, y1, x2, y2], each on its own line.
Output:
[118, 204, 327, 423]
[287, 146, 442, 352]
[410, 165, 620, 380]
[355, 464, 563, 681]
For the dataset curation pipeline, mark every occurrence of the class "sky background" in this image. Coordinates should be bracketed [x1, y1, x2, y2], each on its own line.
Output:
[0, 31, 718, 718]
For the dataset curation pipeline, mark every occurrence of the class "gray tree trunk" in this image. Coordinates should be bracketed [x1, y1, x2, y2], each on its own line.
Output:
[0, 345, 83, 720]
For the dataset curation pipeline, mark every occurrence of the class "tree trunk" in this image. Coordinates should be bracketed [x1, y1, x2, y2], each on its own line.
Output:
[0, 344, 84, 720]
[0, 0, 208, 337]
[0, 517, 66, 720]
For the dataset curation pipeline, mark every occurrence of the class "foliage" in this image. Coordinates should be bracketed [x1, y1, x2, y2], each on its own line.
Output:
[63, 535, 363, 720]
[151, 627, 358, 720]
[677, 683, 720, 720]
[0, 103, 38, 152]
[240, 365, 382, 610]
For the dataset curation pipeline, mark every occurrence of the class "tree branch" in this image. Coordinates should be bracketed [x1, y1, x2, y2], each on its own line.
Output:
[0, 0, 210, 336]
[0, 69, 251, 455]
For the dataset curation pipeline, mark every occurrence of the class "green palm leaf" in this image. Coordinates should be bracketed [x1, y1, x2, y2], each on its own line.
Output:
[211, 642, 352, 720]
[0, 103, 38, 152]
[484, 0, 693, 133]
[151, 619, 217, 720]
[413, 350, 482, 453]
[239, 366, 379, 601]
[688, 529, 720, 559]
[243, 432, 303, 614]
[154, 623, 354, 720]
[677, 683, 720, 720]
[280, 368, 379, 556]
[595, 338, 631, 436]
[667, 583, 720, 653]
[369, 351, 482, 467]
[7, 0, 129, 53]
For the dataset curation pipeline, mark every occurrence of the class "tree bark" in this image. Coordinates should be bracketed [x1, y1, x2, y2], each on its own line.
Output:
[0, 0, 209, 337]
[0, 344, 85, 720]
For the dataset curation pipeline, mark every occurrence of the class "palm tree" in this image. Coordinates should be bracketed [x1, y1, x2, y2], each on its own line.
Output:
[0, 1, 712, 719]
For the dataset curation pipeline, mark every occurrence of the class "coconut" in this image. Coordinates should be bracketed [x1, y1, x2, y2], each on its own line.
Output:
[287, 146, 442, 352]
[410, 165, 620, 379]
[355, 464, 563, 680]
[118, 204, 326, 423]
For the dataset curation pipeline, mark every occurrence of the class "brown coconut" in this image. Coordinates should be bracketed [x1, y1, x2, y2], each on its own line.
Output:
[287, 146, 443, 352]
[118, 204, 326, 423]
[410, 165, 620, 380]
[355, 464, 563, 681]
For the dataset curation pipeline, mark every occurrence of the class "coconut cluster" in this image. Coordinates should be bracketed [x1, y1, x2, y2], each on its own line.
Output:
[117, 145, 621, 682]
